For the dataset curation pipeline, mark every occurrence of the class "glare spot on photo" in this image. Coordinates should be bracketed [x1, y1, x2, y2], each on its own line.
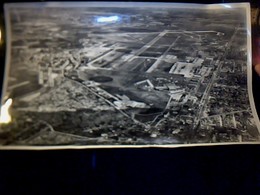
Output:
[0, 98, 12, 124]
[221, 4, 232, 9]
[96, 15, 120, 23]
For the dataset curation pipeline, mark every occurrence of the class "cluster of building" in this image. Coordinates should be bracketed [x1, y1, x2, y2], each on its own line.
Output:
[37, 52, 83, 87]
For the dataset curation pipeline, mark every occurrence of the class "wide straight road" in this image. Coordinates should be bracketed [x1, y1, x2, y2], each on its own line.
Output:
[125, 30, 168, 63]
[146, 36, 180, 73]
[65, 75, 148, 128]
[193, 27, 239, 127]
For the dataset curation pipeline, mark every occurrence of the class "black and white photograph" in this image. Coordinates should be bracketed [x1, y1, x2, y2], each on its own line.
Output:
[0, 2, 259, 148]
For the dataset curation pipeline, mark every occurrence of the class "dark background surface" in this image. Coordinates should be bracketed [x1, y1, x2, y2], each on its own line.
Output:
[0, 0, 260, 195]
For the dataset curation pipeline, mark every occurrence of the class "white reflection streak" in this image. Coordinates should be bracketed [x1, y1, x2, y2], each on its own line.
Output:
[222, 4, 232, 9]
[0, 99, 12, 124]
[96, 15, 120, 23]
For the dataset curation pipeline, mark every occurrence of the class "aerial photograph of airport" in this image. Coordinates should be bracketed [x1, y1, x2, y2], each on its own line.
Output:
[0, 3, 259, 147]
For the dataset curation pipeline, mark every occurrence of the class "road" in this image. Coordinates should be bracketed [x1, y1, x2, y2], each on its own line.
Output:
[85, 49, 113, 68]
[110, 30, 221, 35]
[193, 27, 239, 127]
[146, 36, 180, 73]
[65, 75, 148, 128]
[78, 29, 223, 71]
[201, 109, 250, 119]
[125, 30, 168, 63]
